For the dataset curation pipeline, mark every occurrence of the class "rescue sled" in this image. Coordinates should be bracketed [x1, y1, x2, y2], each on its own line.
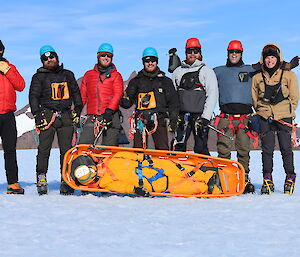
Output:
[62, 144, 245, 198]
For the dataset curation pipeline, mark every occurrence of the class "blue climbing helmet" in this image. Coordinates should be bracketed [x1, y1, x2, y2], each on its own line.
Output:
[40, 45, 56, 56]
[142, 47, 158, 58]
[97, 43, 114, 55]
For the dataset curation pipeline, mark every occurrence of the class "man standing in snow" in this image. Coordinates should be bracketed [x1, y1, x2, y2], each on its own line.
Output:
[119, 47, 179, 150]
[214, 40, 256, 194]
[79, 43, 123, 146]
[172, 37, 218, 155]
[0, 40, 26, 194]
[29, 45, 83, 195]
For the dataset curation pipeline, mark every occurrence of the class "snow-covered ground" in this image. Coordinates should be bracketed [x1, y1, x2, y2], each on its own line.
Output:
[0, 149, 299, 257]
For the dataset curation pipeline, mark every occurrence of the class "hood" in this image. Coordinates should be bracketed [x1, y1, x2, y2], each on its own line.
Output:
[93, 63, 116, 75]
[181, 59, 204, 69]
[37, 64, 64, 73]
[259, 43, 284, 64]
[137, 67, 165, 78]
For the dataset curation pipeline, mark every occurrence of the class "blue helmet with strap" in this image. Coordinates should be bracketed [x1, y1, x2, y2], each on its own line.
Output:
[142, 47, 158, 58]
[40, 45, 56, 56]
[97, 43, 114, 55]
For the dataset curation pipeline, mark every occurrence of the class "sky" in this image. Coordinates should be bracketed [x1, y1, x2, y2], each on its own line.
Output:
[1, 0, 300, 119]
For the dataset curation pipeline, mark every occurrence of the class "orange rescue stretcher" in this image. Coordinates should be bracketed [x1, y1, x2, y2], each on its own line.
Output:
[62, 144, 245, 198]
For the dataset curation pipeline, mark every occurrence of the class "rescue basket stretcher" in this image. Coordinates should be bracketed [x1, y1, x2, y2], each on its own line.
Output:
[62, 144, 245, 198]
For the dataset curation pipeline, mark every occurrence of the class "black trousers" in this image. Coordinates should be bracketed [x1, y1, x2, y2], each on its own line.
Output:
[174, 113, 210, 155]
[78, 112, 121, 146]
[36, 112, 73, 175]
[0, 112, 19, 184]
[260, 117, 295, 175]
[133, 118, 169, 150]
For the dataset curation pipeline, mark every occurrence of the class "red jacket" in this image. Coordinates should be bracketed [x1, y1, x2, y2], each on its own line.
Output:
[80, 64, 123, 115]
[0, 61, 25, 114]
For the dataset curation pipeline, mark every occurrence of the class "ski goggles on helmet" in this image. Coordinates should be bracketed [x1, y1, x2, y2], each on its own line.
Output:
[41, 52, 56, 62]
[186, 47, 201, 54]
[228, 49, 242, 54]
[143, 56, 158, 63]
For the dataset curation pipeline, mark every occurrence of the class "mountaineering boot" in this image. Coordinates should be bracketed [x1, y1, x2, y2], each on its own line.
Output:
[36, 173, 48, 195]
[7, 183, 25, 194]
[243, 174, 255, 194]
[284, 174, 296, 195]
[60, 180, 74, 195]
[261, 173, 274, 194]
[207, 172, 222, 194]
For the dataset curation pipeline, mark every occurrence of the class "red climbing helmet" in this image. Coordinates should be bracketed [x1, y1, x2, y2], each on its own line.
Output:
[185, 38, 201, 49]
[227, 40, 243, 51]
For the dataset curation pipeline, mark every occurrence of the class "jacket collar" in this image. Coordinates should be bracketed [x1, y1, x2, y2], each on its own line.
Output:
[181, 59, 204, 69]
[37, 64, 64, 73]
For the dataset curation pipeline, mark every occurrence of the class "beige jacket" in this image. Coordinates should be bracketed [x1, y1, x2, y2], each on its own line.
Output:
[252, 43, 299, 120]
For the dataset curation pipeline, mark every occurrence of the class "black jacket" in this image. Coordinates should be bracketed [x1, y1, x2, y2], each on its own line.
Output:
[29, 65, 83, 115]
[122, 69, 179, 120]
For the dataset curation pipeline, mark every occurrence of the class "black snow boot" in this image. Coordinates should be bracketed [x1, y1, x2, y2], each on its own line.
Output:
[243, 174, 255, 194]
[60, 180, 74, 195]
[261, 173, 274, 195]
[36, 173, 48, 195]
[284, 174, 296, 195]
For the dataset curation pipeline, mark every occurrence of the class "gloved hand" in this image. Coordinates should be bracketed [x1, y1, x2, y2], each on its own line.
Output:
[290, 56, 299, 69]
[119, 96, 132, 109]
[0, 61, 10, 74]
[134, 186, 151, 197]
[71, 110, 81, 128]
[195, 117, 210, 131]
[168, 119, 178, 133]
[168, 48, 177, 55]
[168, 48, 181, 73]
[101, 108, 114, 126]
[34, 112, 48, 130]
[251, 61, 262, 71]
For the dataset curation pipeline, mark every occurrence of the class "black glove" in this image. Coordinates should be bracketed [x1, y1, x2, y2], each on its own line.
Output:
[168, 119, 178, 133]
[252, 61, 262, 71]
[168, 48, 181, 73]
[168, 48, 177, 55]
[195, 117, 210, 131]
[290, 56, 299, 69]
[134, 186, 151, 197]
[101, 108, 114, 126]
[119, 97, 132, 109]
[34, 112, 48, 130]
[71, 110, 81, 128]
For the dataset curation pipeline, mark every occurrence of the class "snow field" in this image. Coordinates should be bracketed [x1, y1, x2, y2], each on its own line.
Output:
[0, 149, 299, 257]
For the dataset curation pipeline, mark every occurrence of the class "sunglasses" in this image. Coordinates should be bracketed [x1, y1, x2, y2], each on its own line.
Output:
[41, 54, 56, 62]
[186, 48, 201, 54]
[100, 53, 113, 58]
[143, 57, 158, 63]
[228, 50, 242, 54]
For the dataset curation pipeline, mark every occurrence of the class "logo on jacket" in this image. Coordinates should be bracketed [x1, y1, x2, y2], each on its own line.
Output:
[51, 82, 70, 100]
[238, 72, 249, 82]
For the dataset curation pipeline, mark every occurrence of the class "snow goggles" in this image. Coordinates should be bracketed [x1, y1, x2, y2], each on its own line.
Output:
[143, 56, 158, 63]
[99, 53, 113, 58]
[186, 47, 201, 54]
[228, 50, 242, 54]
[41, 52, 56, 62]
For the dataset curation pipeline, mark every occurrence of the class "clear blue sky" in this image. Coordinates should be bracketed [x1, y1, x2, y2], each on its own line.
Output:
[1, 0, 299, 120]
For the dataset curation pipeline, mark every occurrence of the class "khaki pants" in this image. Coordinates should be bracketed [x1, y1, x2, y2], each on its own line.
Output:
[217, 117, 250, 173]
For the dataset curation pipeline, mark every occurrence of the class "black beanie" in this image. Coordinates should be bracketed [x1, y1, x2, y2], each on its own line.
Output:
[0, 40, 5, 52]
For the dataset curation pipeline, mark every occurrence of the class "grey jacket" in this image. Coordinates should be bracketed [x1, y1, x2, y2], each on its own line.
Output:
[172, 59, 218, 120]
